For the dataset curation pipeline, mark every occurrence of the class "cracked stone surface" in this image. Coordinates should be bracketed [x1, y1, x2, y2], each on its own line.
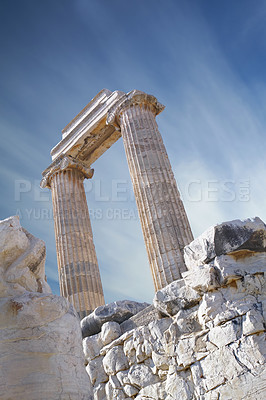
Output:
[83, 217, 266, 399]
[0, 216, 92, 400]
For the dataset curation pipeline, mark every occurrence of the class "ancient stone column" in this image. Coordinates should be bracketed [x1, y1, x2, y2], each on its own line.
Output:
[107, 91, 193, 291]
[41, 155, 104, 319]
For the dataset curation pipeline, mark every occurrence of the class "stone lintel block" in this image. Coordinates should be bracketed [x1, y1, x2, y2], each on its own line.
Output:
[153, 279, 201, 317]
[51, 89, 125, 165]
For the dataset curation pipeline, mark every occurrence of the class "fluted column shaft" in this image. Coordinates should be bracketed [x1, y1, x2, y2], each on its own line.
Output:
[41, 157, 104, 319]
[108, 91, 193, 291]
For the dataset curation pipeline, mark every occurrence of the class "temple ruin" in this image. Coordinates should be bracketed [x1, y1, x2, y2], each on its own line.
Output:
[41, 89, 193, 318]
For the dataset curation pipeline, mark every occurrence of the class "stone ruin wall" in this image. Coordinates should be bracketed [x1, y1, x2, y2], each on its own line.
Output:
[81, 217, 266, 400]
[1, 215, 265, 399]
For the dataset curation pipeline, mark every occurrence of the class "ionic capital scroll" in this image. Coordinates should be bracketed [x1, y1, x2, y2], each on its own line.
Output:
[106, 90, 165, 128]
[40, 155, 94, 189]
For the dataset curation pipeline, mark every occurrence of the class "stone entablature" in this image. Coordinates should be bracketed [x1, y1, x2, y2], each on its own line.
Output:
[51, 89, 125, 165]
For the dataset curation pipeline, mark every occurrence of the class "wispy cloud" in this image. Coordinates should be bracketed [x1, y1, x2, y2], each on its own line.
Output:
[0, 0, 266, 305]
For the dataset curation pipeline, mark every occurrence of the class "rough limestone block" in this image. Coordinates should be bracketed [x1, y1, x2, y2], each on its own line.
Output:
[242, 309, 265, 336]
[0, 216, 92, 400]
[197, 290, 258, 329]
[214, 252, 266, 284]
[124, 336, 137, 365]
[182, 264, 220, 292]
[101, 321, 121, 345]
[205, 368, 266, 400]
[165, 369, 194, 400]
[123, 383, 139, 397]
[83, 333, 102, 362]
[128, 364, 160, 389]
[136, 381, 167, 400]
[152, 350, 171, 371]
[80, 216, 266, 400]
[136, 339, 152, 363]
[93, 383, 106, 400]
[105, 375, 126, 400]
[0, 216, 50, 296]
[229, 333, 266, 373]
[199, 346, 246, 392]
[175, 331, 209, 368]
[173, 306, 202, 336]
[81, 300, 149, 337]
[153, 279, 201, 316]
[116, 370, 131, 387]
[148, 317, 172, 343]
[103, 345, 129, 375]
[0, 215, 29, 269]
[184, 217, 266, 269]
[86, 356, 108, 386]
[120, 304, 161, 334]
[0, 293, 92, 400]
[208, 317, 242, 347]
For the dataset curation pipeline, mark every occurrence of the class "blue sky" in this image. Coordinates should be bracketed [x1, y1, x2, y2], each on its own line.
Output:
[0, 0, 266, 304]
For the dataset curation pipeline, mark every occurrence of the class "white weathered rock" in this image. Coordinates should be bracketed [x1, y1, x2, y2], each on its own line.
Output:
[197, 289, 259, 329]
[208, 317, 242, 347]
[0, 216, 51, 297]
[123, 335, 137, 365]
[81, 300, 149, 337]
[0, 215, 30, 269]
[0, 292, 92, 400]
[242, 308, 265, 336]
[83, 333, 102, 362]
[182, 263, 220, 292]
[105, 375, 126, 400]
[153, 279, 201, 316]
[100, 329, 133, 356]
[165, 369, 194, 400]
[229, 333, 266, 376]
[86, 356, 108, 386]
[128, 364, 160, 389]
[148, 317, 172, 343]
[152, 350, 171, 371]
[214, 252, 266, 284]
[199, 345, 245, 392]
[81, 217, 266, 400]
[101, 320, 121, 345]
[205, 368, 266, 400]
[103, 345, 129, 375]
[122, 325, 153, 365]
[123, 383, 139, 397]
[184, 217, 266, 269]
[175, 331, 210, 368]
[136, 340, 153, 363]
[0, 216, 92, 400]
[93, 383, 106, 400]
[137, 381, 167, 399]
[173, 306, 201, 336]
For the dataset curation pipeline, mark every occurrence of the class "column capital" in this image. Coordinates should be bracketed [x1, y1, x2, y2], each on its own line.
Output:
[106, 90, 165, 128]
[40, 155, 94, 189]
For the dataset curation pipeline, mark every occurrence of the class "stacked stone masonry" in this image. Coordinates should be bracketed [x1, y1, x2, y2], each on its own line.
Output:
[82, 217, 266, 400]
